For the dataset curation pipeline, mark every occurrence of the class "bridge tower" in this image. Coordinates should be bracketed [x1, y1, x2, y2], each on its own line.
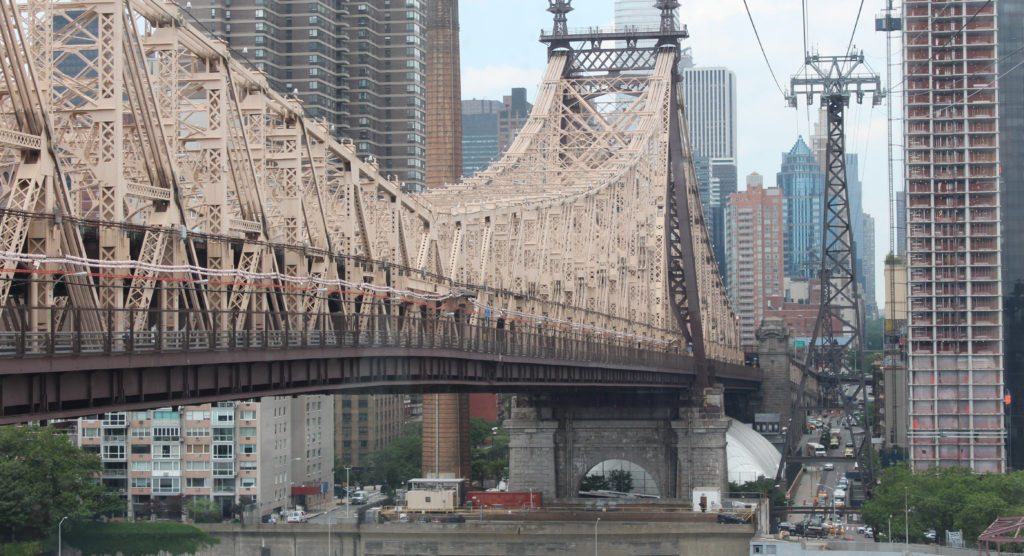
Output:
[506, 0, 737, 502]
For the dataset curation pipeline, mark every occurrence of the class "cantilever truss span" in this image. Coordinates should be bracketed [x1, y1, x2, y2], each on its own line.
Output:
[0, 0, 742, 382]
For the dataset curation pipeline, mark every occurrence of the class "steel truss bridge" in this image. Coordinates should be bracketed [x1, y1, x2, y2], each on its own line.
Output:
[0, 0, 757, 423]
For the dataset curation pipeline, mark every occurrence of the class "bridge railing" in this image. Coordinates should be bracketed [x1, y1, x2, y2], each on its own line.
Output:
[0, 305, 694, 372]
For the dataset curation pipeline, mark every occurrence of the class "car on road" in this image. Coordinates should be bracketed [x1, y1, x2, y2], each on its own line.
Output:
[351, 490, 368, 505]
[286, 510, 307, 523]
[823, 462, 835, 471]
[844, 447, 855, 458]
[925, 529, 937, 542]
[716, 513, 749, 524]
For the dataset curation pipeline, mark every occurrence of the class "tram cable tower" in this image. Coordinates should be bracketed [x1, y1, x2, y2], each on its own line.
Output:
[784, 52, 884, 492]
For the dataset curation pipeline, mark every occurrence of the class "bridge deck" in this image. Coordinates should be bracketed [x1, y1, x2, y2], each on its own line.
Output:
[0, 311, 759, 423]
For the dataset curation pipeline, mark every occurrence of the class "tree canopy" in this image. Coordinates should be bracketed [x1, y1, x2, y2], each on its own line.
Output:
[862, 465, 1024, 543]
[338, 423, 422, 494]
[0, 425, 119, 543]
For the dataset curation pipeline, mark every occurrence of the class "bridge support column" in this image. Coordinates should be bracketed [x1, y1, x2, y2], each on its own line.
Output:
[505, 404, 558, 496]
[756, 317, 794, 425]
[506, 392, 730, 502]
[421, 393, 471, 480]
[673, 400, 730, 502]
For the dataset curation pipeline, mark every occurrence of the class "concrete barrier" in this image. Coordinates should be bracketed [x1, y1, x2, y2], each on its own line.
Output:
[197, 520, 755, 556]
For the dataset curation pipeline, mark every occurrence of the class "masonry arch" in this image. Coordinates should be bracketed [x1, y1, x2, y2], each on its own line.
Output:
[578, 458, 662, 497]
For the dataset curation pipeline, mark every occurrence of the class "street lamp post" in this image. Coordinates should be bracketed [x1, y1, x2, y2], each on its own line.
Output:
[904, 486, 910, 549]
[58, 516, 68, 556]
[345, 466, 352, 518]
[327, 512, 332, 556]
[594, 517, 600, 556]
[888, 514, 892, 543]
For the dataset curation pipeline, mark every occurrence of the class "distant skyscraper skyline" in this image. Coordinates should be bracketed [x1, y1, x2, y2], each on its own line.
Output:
[778, 136, 824, 279]
[461, 99, 502, 177]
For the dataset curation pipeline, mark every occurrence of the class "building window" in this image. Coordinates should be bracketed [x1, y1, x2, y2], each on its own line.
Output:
[102, 445, 125, 460]
[240, 478, 256, 488]
[153, 427, 180, 442]
[240, 461, 257, 471]
[131, 478, 151, 489]
[186, 428, 211, 437]
[186, 443, 210, 455]
[186, 461, 211, 471]
[254, 8, 264, 18]
[153, 461, 180, 472]
[153, 410, 178, 421]
[213, 444, 234, 459]
[82, 428, 100, 438]
[239, 427, 256, 438]
[130, 444, 150, 455]
[186, 411, 210, 421]
[153, 477, 180, 495]
[130, 461, 151, 471]
[186, 477, 207, 489]
[240, 444, 256, 455]
[153, 443, 180, 459]
[131, 428, 150, 438]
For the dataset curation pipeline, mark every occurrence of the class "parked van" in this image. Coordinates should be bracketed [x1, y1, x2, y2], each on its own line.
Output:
[351, 490, 368, 505]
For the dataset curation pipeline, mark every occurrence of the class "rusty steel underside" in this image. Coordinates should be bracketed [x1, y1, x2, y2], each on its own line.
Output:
[0, 0, 751, 422]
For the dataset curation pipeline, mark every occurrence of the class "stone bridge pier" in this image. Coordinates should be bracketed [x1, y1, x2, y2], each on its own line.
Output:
[505, 390, 729, 501]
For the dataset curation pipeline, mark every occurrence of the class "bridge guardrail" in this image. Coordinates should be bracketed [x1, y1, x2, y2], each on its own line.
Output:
[0, 305, 703, 374]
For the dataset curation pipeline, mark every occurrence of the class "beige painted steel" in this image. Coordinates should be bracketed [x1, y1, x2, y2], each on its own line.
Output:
[0, 0, 741, 365]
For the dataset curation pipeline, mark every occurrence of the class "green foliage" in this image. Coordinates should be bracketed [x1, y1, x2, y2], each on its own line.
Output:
[64, 522, 218, 556]
[342, 423, 422, 494]
[862, 465, 1024, 544]
[607, 469, 634, 493]
[0, 541, 45, 556]
[469, 418, 494, 449]
[184, 498, 222, 524]
[580, 474, 609, 492]
[470, 419, 509, 487]
[0, 425, 120, 543]
[865, 318, 884, 353]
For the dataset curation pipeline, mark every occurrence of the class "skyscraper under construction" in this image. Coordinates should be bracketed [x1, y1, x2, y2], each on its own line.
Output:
[903, 0, 1005, 473]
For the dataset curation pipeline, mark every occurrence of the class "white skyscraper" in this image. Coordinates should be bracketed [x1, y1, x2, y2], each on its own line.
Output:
[614, 0, 679, 31]
[681, 66, 738, 159]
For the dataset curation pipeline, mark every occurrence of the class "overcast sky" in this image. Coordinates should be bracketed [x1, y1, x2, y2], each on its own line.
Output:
[458, 0, 897, 309]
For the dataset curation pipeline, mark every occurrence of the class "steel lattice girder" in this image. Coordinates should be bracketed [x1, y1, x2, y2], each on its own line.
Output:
[0, 0, 743, 369]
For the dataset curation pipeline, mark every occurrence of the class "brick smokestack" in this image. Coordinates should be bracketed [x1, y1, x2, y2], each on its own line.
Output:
[425, 0, 462, 189]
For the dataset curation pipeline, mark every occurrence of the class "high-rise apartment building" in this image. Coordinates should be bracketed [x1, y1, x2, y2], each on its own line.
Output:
[76, 397, 333, 520]
[190, 0, 429, 190]
[904, 0, 1004, 472]
[498, 88, 532, 155]
[778, 136, 825, 279]
[725, 180, 785, 349]
[863, 213, 877, 317]
[185, 0, 350, 129]
[998, 0, 1024, 471]
[682, 66, 738, 159]
[461, 99, 502, 177]
[334, 394, 405, 468]
[882, 257, 909, 452]
[709, 158, 738, 285]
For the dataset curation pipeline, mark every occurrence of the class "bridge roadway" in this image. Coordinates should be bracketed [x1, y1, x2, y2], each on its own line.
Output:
[0, 307, 760, 424]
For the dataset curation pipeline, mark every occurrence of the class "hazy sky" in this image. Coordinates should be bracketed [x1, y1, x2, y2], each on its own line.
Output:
[458, 0, 897, 309]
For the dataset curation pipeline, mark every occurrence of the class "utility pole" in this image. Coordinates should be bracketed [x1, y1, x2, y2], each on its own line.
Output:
[787, 52, 883, 490]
